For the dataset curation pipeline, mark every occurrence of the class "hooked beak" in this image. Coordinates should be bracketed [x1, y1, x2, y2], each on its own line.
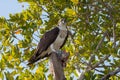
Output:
[58, 18, 66, 24]
[61, 18, 66, 23]
[58, 18, 67, 26]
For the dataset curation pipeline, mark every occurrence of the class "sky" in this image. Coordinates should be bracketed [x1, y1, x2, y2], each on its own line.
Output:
[0, 0, 29, 46]
[0, 0, 28, 19]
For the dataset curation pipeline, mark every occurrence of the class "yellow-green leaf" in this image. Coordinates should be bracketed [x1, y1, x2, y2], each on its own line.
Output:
[71, 0, 79, 4]
[65, 8, 76, 17]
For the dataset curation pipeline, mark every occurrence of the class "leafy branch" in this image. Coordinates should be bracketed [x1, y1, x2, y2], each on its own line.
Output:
[78, 31, 108, 80]
[101, 68, 120, 80]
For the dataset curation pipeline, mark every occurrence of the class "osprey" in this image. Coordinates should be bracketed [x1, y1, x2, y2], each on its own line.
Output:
[28, 18, 68, 65]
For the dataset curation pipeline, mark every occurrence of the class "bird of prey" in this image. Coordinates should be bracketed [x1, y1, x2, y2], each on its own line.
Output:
[28, 18, 69, 65]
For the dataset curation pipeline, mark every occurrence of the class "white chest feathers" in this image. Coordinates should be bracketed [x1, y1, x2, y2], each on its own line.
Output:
[52, 30, 67, 51]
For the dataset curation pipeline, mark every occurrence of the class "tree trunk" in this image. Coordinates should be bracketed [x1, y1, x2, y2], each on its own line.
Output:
[49, 52, 66, 80]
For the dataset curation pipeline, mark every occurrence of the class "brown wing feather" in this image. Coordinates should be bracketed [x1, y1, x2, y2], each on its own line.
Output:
[28, 27, 60, 65]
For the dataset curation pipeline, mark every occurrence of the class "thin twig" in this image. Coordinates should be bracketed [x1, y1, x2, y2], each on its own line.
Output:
[100, 0, 117, 48]
[97, 65, 113, 68]
[78, 31, 108, 80]
[36, 1, 50, 15]
[113, 21, 116, 48]
[101, 68, 120, 80]
[95, 69, 104, 73]
[92, 55, 110, 69]
[33, 32, 40, 38]
[95, 31, 108, 52]
[89, 31, 108, 66]
[32, 36, 39, 43]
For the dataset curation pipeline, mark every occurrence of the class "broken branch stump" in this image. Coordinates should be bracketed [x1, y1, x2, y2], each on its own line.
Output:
[49, 51, 69, 80]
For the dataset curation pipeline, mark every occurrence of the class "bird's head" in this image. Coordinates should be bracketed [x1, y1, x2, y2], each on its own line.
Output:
[58, 18, 67, 27]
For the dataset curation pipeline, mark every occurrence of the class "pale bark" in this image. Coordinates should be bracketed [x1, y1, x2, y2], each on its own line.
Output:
[49, 52, 66, 80]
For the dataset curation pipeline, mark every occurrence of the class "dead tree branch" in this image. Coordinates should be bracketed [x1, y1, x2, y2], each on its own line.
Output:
[101, 68, 120, 80]
[49, 51, 69, 80]
[50, 52, 66, 80]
